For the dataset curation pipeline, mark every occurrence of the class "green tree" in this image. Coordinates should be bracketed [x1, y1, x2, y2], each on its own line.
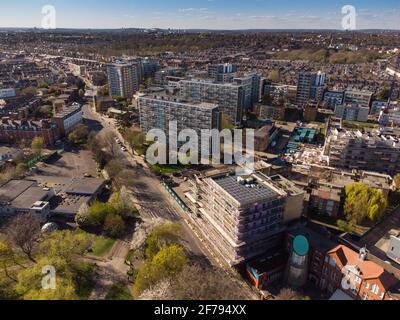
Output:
[87, 202, 117, 226]
[134, 244, 187, 296]
[104, 214, 125, 238]
[15, 257, 79, 300]
[39, 231, 90, 265]
[377, 87, 390, 101]
[268, 69, 281, 82]
[145, 223, 182, 259]
[393, 174, 400, 191]
[337, 219, 355, 233]
[31, 137, 45, 156]
[15, 163, 28, 178]
[67, 124, 89, 146]
[344, 183, 387, 225]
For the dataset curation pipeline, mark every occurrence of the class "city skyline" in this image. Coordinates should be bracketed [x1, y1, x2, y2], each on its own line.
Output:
[0, 0, 399, 30]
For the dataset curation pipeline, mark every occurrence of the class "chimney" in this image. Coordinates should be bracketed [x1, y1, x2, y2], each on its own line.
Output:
[359, 246, 368, 261]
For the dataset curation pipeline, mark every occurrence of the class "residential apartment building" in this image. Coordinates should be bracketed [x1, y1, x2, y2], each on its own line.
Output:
[138, 95, 221, 153]
[371, 100, 388, 116]
[106, 61, 141, 98]
[334, 104, 369, 122]
[309, 184, 343, 218]
[0, 88, 16, 99]
[180, 79, 245, 125]
[187, 170, 304, 266]
[51, 103, 83, 136]
[0, 118, 59, 145]
[344, 90, 373, 108]
[323, 90, 344, 110]
[234, 73, 261, 110]
[258, 104, 286, 121]
[325, 129, 400, 175]
[253, 124, 280, 152]
[296, 71, 326, 106]
[208, 63, 237, 83]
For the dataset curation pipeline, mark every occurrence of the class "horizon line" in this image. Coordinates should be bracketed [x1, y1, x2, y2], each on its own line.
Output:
[1, 27, 400, 32]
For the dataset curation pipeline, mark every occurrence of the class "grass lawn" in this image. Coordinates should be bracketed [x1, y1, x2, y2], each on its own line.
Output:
[75, 263, 95, 300]
[149, 163, 188, 175]
[77, 231, 116, 257]
[91, 236, 116, 257]
[343, 120, 379, 128]
[106, 282, 133, 300]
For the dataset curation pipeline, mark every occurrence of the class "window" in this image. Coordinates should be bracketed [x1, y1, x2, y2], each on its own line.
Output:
[331, 272, 338, 282]
[323, 266, 328, 275]
[364, 282, 370, 289]
[371, 284, 379, 295]
[354, 276, 362, 284]
[329, 257, 336, 267]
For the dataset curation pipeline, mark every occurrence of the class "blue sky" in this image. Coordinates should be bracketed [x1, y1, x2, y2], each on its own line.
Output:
[0, 0, 399, 29]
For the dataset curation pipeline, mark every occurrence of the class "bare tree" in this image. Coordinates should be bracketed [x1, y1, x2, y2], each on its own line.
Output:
[275, 287, 303, 300]
[102, 131, 119, 158]
[3, 213, 41, 263]
[170, 264, 247, 300]
[138, 280, 174, 300]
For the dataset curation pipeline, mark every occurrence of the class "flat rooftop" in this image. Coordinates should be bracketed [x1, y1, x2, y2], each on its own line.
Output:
[11, 187, 50, 209]
[50, 193, 90, 214]
[53, 103, 81, 118]
[0, 180, 35, 202]
[64, 177, 105, 195]
[212, 173, 281, 206]
[140, 95, 218, 110]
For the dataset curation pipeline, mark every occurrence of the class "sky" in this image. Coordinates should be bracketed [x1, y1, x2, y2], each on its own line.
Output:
[0, 0, 399, 30]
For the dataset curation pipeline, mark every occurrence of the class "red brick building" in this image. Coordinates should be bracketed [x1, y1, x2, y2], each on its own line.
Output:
[0, 118, 59, 145]
[320, 245, 398, 300]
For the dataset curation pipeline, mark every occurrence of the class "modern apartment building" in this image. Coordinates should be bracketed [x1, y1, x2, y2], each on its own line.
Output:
[334, 104, 369, 122]
[138, 95, 221, 152]
[344, 90, 373, 108]
[234, 73, 261, 110]
[325, 129, 400, 175]
[208, 63, 237, 83]
[106, 61, 142, 98]
[323, 90, 344, 110]
[296, 71, 326, 106]
[187, 170, 304, 266]
[180, 79, 245, 125]
[51, 102, 83, 135]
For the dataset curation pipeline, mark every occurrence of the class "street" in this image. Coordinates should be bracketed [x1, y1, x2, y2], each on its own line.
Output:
[82, 104, 207, 257]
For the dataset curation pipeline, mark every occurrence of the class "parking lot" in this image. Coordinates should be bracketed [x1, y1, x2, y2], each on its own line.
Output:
[29, 149, 98, 190]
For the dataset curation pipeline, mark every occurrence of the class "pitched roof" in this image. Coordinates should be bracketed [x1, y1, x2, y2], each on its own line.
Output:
[329, 245, 398, 290]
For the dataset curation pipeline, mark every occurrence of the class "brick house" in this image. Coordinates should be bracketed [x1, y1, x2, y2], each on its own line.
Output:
[320, 245, 398, 300]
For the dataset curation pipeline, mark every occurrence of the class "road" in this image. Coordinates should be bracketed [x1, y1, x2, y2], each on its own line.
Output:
[82, 104, 206, 257]
[82, 103, 258, 300]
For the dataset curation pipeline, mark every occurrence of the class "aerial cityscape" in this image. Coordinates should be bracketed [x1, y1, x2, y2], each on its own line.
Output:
[1, 0, 400, 305]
